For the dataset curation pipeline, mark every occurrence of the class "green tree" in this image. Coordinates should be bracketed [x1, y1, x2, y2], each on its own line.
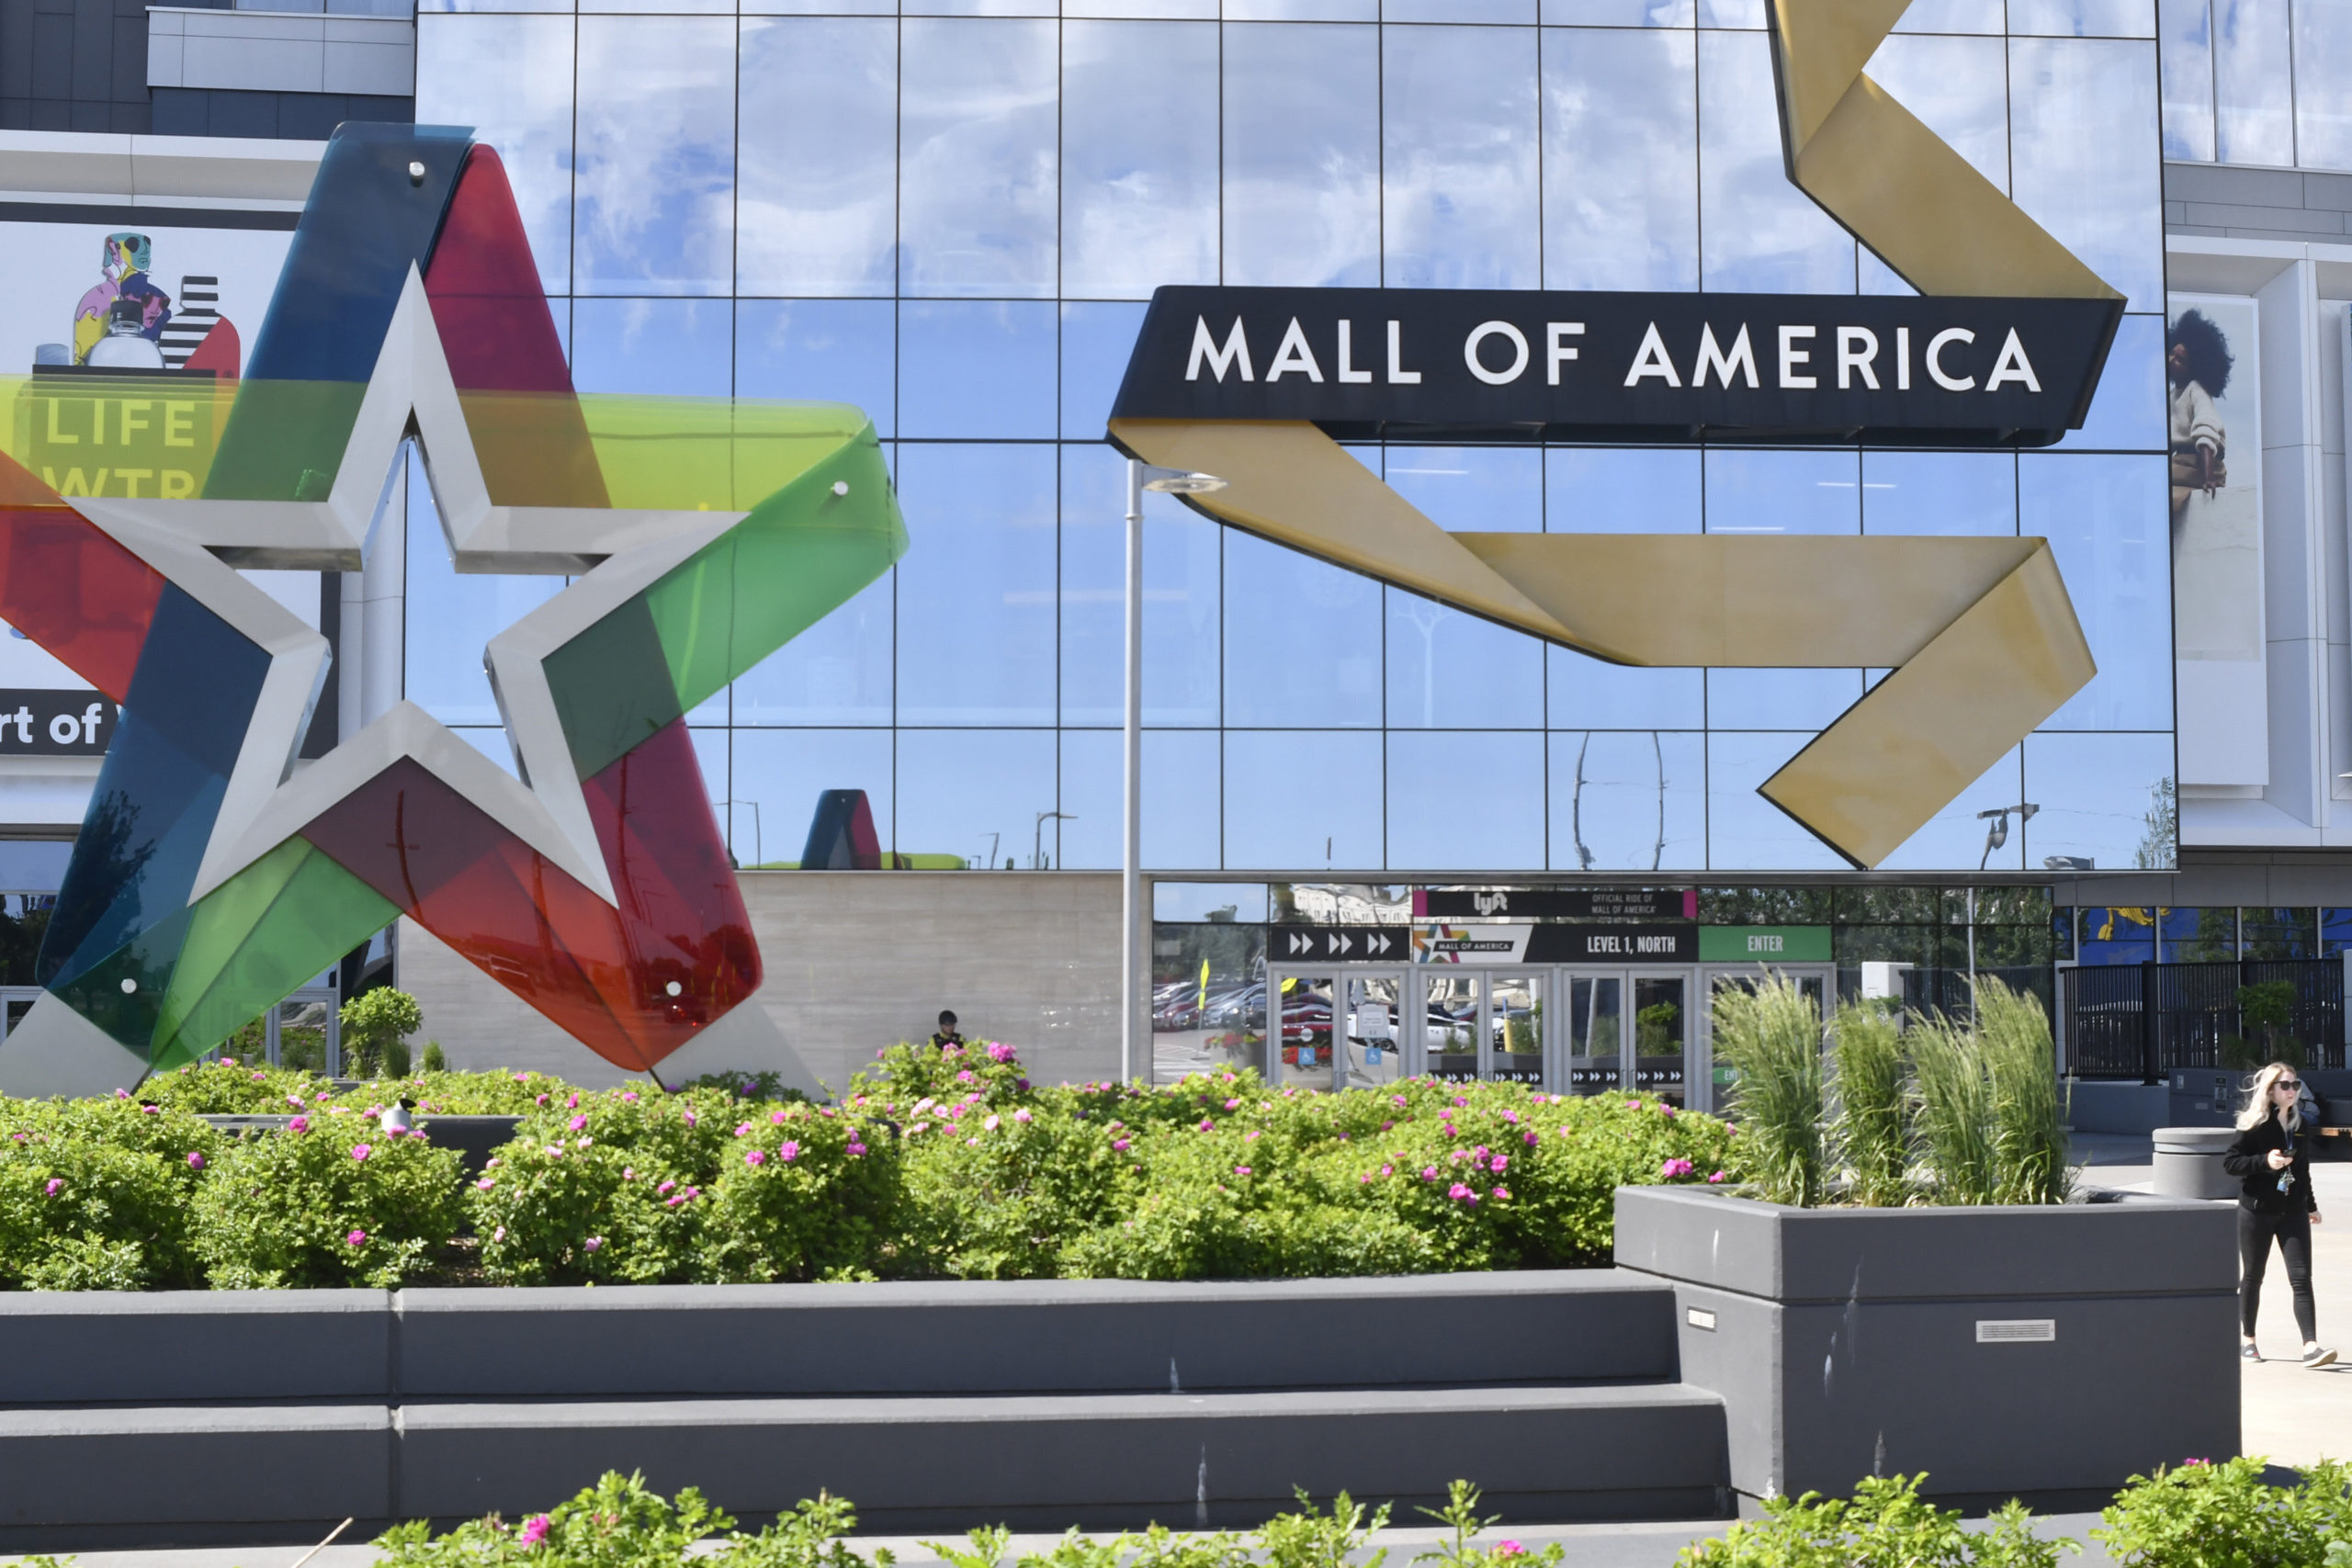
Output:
[339, 987, 423, 1079]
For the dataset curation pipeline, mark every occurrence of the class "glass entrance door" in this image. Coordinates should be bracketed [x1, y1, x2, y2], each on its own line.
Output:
[1342, 971, 1408, 1088]
[1487, 972, 1545, 1083]
[1419, 971, 1484, 1081]
[1630, 973, 1691, 1107]
[1698, 965, 1832, 1114]
[1273, 972, 1338, 1091]
[1564, 972, 1624, 1094]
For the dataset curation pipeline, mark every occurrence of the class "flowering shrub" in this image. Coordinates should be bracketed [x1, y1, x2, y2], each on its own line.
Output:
[130, 1057, 337, 1115]
[1680, 1474, 2071, 1568]
[699, 1100, 899, 1282]
[2094, 1456, 2352, 1568]
[187, 1115, 464, 1288]
[0, 1099, 219, 1289]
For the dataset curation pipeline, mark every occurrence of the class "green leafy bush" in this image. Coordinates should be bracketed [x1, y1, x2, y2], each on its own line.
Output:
[131, 1057, 334, 1114]
[1680, 1474, 2074, 1568]
[2097, 1457, 2352, 1568]
[188, 1112, 464, 1288]
[0, 1099, 218, 1288]
[340, 987, 424, 1079]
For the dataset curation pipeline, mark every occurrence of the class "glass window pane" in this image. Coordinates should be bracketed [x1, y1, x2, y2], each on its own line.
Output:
[1055, 728, 1223, 870]
[1872, 745, 2029, 871]
[2160, 906, 2233, 959]
[1550, 649, 1706, 728]
[1893, 0, 2006, 32]
[732, 573, 893, 727]
[2076, 904, 2158, 962]
[1222, 22, 1381, 288]
[1062, 20, 1219, 299]
[2022, 731, 2175, 870]
[2160, 0, 2217, 161]
[2010, 38, 2164, 311]
[2020, 453, 2172, 729]
[729, 728, 895, 869]
[1385, 446, 1544, 533]
[1708, 670, 1863, 730]
[574, 16, 735, 297]
[1223, 730, 1385, 870]
[1863, 35, 2011, 190]
[1703, 449, 1861, 534]
[895, 445, 1058, 724]
[2322, 908, 2352, 956]
[1544, 0, 1694, 25]
[901, 19, 1059, 297]
[416, 14, 573, 295]
[1386, 591, 1545, 730]
[1385, 731, 1545, 871]
[1547, 447, 1702, 534]
[2241, 907, 2317, 959]
[737, 18, 897, 298]
[1542, 27, 1697, 291]
[404, 446, 562, 729]
[2009, 0, 2156, 35]
[1862, 452, 2018, 536]
[570, 299, 733, 396]
[2048, 312, 2166, 452]
[896, 729, 1060, 871]
[1700, 29, 1855, 292]
[1224, 531, 1384, 728]
[1063, 302, 1148, 439]
[898, 301, 1057, 439]
[1708, 732, 1851, 869]
[2293, 0, 2352, 168]
[734, 300, 896, 438]
[2214, 0, 2293, 163]
[1385, 26, 1543, 288]
[1061, 446, 1222, 728]
[1547, 730, 1705, 869]
[1155, 883, 1270, 921]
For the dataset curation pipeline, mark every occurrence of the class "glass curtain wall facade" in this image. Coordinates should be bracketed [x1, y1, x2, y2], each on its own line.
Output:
[413, 0, 2171, 877]
[2160, 0, 2352, 167]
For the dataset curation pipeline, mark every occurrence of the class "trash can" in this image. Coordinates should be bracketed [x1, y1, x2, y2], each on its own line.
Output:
[2152, 1126, 2239, 1201]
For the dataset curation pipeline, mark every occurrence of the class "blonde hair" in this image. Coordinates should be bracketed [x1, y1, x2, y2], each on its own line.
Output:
[2236, 1062, 2304, 1132]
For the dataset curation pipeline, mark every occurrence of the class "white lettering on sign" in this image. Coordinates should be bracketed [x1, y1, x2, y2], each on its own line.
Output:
[1336, 320, 1373, 384]
[1975, 1319, 2056, 1343]
[1694, 323, 1759, 389]
[1747, 934, 1785, 953]
[1928, 327, 1977, 391]
[1547, 321, 1584, 385]
[1464, 321, 1531, 385]
[1265, 318, 1323, 382]
[1188, 317, 1253, 382]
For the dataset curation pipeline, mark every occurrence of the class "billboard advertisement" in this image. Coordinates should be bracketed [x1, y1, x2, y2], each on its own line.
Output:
[2168, 294, 2264, 786]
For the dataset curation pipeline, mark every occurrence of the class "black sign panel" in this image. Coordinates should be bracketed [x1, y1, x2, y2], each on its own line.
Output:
[1110, 287, 2121, 447]
[1272, 925, 1408, 962]
[0, 690, 117, 756]
[1526, 924, 1699, 963]
[1418, 887, 1690, 920]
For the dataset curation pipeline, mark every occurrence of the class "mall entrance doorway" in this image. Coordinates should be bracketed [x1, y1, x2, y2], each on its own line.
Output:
[1265, 958, 1831, 1111]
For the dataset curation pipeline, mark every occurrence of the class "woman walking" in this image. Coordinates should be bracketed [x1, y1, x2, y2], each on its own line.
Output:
[2225, 1062, 2334, 1367]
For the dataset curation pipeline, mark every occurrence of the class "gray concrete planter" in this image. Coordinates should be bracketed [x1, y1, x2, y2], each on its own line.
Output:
[1613, 1186, 2240, 1508]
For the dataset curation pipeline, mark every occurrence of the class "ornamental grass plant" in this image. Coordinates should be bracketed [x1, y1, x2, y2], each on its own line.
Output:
[1907, 1016, 1999, 1206]
[1711, 975, 1826, 1207]
[1978, 978, 2072, 1206]
[1828, 998, 1909, 1208]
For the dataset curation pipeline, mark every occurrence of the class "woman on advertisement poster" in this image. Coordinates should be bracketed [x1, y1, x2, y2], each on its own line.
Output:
[2167, 307, 2261, 664]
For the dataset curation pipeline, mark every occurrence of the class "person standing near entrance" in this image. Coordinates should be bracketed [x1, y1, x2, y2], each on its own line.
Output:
[928, 1010, 965, 1051]
[2225, 1062, 2334, 1367]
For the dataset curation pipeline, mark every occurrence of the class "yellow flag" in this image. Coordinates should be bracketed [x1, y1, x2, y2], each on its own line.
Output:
[1198, 959, 1210, 1012]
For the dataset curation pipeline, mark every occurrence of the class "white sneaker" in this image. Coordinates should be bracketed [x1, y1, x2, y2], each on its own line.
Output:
[2301, 1345, 2337, 1368]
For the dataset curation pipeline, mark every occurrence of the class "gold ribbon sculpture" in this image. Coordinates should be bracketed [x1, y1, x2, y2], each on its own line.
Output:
[1111, 0, 2120, 869]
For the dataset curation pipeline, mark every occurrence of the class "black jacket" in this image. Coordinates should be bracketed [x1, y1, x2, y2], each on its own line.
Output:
[2222, 1115, 2320, 1216]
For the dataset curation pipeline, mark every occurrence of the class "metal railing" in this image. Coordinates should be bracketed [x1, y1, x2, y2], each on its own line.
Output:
[2064, 958, 2346, 1080]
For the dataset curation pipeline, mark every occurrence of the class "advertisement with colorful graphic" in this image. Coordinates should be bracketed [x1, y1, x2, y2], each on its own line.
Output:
[2168, 294, 2265, 786]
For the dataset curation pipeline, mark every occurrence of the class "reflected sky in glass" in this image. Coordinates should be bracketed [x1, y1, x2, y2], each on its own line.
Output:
[734, 572, 893, 727]
[2023, 452, 2172, 728]
[1543, 0, 1694, 25]
[738, 17, 896, 298]
[1862, 451, 2018, 535]
[734, 299, 895, 438]
[2160, 0, 2218, 159]
[2215, 0, 2293, 164]
[1062, 302, 1148, 437]
[2011, 38, 2165, 310]
[1711, 669, 1864, 730]
[404, 446, 562, 730]
[1543, 27, 1697, 290]
[728, 728, 894, 867]
[1551, 649, 1706, 729]
[1225, 730, 1385, 870]
[1062, 446, 1221, 728]
[571, 299, 732, 396]
[2294, 0, 2352, 167]
[1387, 731, 1546, 870]
[1223, 22, 1380, 288]
[1548, 730, 1705, 869]
[1057, 728, 1222, 870]
[574, 16, 734, 297]
[1874, 744, 2028, 870]
[1386, 590, 1544, 730]
[2049, 313, 2166, 452]
[2011, 0, 2156, 34]
[897, 728, 1060, 870]
[1225, 530, 1384, 728]
[1708, 733, 1852, 869]
[1698, 30, 1856, 292]
[895, 445, 1058, 725]
[1704, 449, 1862, 534]
[1865, 34, 2011, 190]
[898, 301, 1057, 439]
[900, 18, 1058, 297]
[1547, 446, 1702, 533]
[1894, 0, 2007, 31]
[416, 14, 572, 294]
[2024, 730, 2176, 869]
[1385, 25, 1542, 288]
[1385, 446, 1543, 533]
[1063, 20, 1218, 299]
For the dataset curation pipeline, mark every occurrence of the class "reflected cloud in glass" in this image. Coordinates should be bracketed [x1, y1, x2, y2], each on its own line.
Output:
[895, 445, 1059, 725]
[574, 16, 735, 297]
[417, 14, 573, 294]
[2024, 730, 2176, 869]
[1063, 20, 1219, 299]
[1542, 27, 1698, 291]
[1547, 730, 1705, 870]
[901, 18, 1059, 297]
[1385, 26, 1542, 288]
[2160, 0, 2218, 159]
[1547, 446, 1702, 533]
[1699, 30, 1856, 293]
[571, 299, 733, 396]
[1863, 34, 2011, 189]
[1225, 530, 1384, 728]
[734, 299, 895, 438]
[2215, 0, 2293, 164]
[2010, 0, 2156, 35]
[2010, 38, 2164, 310]
[738, 18, 897, 298]
[1062, 446, 1221, 728]
[1223, 22, 1380, 287]
[2021, 452, 2171, 728]
[2294, 0, 2352, 167]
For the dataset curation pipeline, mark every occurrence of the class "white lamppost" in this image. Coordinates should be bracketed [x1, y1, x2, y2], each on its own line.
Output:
[1124, 460, 1227, 1084]
[1970, 802, 2040, 987]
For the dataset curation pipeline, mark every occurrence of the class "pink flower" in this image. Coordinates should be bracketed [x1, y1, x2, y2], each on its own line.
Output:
[658, 1179, 676, 1195]
[1392, 1094, 1408, 1107]
[346, 1229, 367, 1247]
[478, 1178, 496, 1190]
[683, 1108, 698, 1127]
[980, 1113, 1001, 1132]
[42, 1179, 61, 1196]
[141, 1105, 160, 1116]
[565, 1095, 579, 1110]
[570, 1115, 588, 1133]
[1494, 1186, 1510, 1200]
[514, 1073, 528, 1083]
[519, 1514, 551, 1547]
[1490, 1155, 1509, 1174]
[583, 1236, 603, 1253]
[1013, 1108, 1033, 1123]
[187, 1151, 206, 1170]
[1497, 1542, 1526, 1558]
[1626, 1099, 1642, 1111]
[622, 1091, 639, 1103]
[1381, 1120, 1395, 1131]
[287, 1095, 306, 1109]
[1380, 1164, 1394, 1176]
[745, 1149, 767, 1168]
[1448, 1182, 1475, 1201]
[114, 1088, 129, 1100]
[1524, 1130, 1539, 1145]
[1224, 1098, 1242, 1111]
[351, 1144, 372, 1162]
[771, 1110, 789, 1124]
[1661, 1156, 1695, 1179]
[1503, 1110, 1520, 1123]
[535, 1094, 548, 1106]
[778, 1140, 800, 1162]
[1235, 1166, 1252, 1177]
[622, 1168, 636, 1181]
[288, 1115, 309, 1134]
[847, 1142, 867, 1156]
[1708, 1170, 1728, 1184]
[492, 1225, 506, 1243]
[1112, 1138, 1132, 1152]
[956, 1069, 976, 1084]
[1453, 1096, 1467, 1108]
[1197, 1119, 1215, 1133]
[987, 1042, 1015, 1063]
[1421, 1167, 1440, 1182]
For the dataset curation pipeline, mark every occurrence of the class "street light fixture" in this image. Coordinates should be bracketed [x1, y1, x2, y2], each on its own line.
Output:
[1124, 460, 1228, 1086]
[1035, 810, 1075, 871]
[1968, 802, 2039, 986]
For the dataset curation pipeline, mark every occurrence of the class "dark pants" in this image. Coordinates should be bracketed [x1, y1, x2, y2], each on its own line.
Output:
[2238, 1204, 2317, 1344]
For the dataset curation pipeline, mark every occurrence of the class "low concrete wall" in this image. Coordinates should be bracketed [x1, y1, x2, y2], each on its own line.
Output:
[1614, 1186, 2240, 1506]
[400, 872, 1124, 1093]
[2067, 1079, 2169, 1135]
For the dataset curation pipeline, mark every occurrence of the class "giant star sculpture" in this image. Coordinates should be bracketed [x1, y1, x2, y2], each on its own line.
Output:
[0, 124, 904, 1096]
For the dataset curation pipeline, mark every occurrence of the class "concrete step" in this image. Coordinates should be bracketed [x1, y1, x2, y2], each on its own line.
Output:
[0, 1383, 1731, 1541]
